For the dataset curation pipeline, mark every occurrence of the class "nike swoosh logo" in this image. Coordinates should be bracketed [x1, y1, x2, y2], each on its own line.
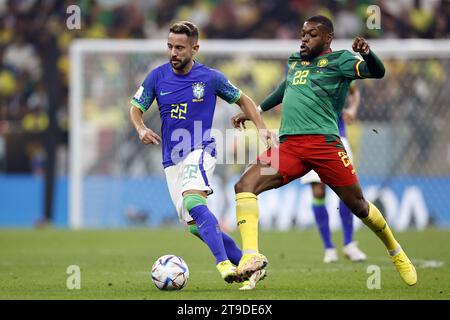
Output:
[160, 90, 173, 96]
[197, 221, 206, 228]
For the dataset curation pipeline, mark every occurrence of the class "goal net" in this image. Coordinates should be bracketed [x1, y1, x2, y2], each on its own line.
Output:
[69, 39, 450, 230]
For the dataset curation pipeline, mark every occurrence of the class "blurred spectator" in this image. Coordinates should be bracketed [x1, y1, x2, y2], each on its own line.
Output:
[334, 0, 364, 38]
[3, 32, 41, 80]
[0, 0, 449, 175]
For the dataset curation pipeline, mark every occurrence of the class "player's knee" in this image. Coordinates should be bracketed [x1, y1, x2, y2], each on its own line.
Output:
[348, 198, 369, 218]
[182, 194, 207, 212]
[234, 178, 255, 194]
[312, 183, 326, 199]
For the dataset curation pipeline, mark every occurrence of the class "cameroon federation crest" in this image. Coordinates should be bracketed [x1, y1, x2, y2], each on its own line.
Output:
[192, 82, 205, 102]
[317, 58, 328, 67]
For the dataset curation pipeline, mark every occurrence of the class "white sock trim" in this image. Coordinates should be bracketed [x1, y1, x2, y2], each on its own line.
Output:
[388, 244, 402, 256]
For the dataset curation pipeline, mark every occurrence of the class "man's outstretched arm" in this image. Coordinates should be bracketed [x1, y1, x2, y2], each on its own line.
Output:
[352, 37, 385, 79]
[235, 93, 278, 148]
[231, 80, 285, 129]
[259, 79, 286, 112]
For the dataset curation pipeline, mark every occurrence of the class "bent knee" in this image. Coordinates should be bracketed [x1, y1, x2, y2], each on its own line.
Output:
[312, 183, 326, 199]
[234, 178, 256, 194]
[349, 199, 369, 218]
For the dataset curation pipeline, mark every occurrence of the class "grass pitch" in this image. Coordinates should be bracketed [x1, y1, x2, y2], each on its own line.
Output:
[0, 228, 449, 300]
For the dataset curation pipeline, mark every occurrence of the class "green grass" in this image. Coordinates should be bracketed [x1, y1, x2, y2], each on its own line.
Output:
[0, 228, 449, 300]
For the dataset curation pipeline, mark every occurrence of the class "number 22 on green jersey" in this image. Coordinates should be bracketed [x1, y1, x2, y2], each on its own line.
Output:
[292, 70, 310, 85]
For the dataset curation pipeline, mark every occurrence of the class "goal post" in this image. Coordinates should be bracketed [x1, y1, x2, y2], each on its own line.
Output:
[69, 39, 450, 230]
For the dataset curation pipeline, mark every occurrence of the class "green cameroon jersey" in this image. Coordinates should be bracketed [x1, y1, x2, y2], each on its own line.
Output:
[279, 50, 368, 138]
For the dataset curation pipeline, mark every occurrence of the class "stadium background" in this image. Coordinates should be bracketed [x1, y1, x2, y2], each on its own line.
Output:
[0, 0, 449, 231]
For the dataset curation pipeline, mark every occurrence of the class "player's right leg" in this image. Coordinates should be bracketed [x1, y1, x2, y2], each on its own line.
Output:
[234, 141, 309, 278]
[234, 162, 281, 278]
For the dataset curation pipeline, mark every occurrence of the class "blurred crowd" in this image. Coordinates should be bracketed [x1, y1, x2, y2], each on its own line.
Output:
[0, 0, 449, 174]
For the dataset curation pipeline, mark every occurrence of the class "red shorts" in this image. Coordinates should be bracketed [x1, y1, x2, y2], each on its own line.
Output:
[257, 135, 358, 187]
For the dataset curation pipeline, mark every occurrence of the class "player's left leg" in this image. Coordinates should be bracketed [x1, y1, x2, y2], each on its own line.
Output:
[313, 136, 416, 285]
[178, 150, 240, 283]
[183, 191, 237, 282]
[330, 184, 416, 285]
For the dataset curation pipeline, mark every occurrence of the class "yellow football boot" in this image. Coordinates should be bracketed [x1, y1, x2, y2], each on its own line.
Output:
[391, 250, 417, 286]
[216, 260, 239, 283]
[237, 253, 268, 279]
[239, 269, 267, 290]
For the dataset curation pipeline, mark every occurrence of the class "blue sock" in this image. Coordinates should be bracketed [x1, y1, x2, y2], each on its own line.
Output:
[188, 223, 242, 265]
[312, 200, 334, 249]
[221, 232, 242, 266]
[339, 200, 354, 245]
[189, 205, 228, 264]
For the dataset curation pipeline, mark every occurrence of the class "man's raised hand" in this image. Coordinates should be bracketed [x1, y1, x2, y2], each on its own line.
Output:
[352, 37, 370, 55]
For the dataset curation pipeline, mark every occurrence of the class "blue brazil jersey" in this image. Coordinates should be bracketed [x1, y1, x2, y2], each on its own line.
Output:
[131, 61, 241, 168]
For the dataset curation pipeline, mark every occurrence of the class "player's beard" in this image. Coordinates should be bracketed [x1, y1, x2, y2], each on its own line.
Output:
[171, 57, 190, 71]
[301, 43, 326, 61]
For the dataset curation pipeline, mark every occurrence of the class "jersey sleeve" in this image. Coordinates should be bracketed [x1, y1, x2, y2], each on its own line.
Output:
[260, 79, 286, 111]
[212, 70, 242, 104]
[338, 50, 365, 79]
[339, 50, 385, 79]
[130, 70, 157, 112]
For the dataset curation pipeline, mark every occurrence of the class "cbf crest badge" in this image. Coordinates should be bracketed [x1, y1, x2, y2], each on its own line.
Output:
[192, 82, 205, 102]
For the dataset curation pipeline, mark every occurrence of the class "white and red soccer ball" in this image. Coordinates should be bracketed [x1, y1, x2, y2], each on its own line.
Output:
[151, 255, 189, 291]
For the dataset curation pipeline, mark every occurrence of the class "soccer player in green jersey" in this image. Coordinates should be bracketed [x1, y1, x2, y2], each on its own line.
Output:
[300, 82, 367, 264]
[231, 15, 417, 286]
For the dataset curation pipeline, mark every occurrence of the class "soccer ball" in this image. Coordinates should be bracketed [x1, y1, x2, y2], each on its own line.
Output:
[151, 255, 189, 291]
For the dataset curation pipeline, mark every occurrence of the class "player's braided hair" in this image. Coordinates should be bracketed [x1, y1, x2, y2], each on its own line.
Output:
[305, 15, 334, 33]
[169, 21, 199, 41]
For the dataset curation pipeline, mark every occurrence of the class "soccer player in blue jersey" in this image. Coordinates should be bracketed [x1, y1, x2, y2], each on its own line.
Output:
[129, 21, 273, 289]
[300, 82, 367, 263]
